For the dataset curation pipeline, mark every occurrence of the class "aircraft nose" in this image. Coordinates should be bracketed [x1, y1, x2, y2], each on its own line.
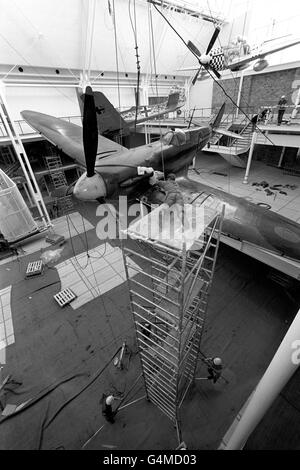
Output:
[73, 172, 107, 200]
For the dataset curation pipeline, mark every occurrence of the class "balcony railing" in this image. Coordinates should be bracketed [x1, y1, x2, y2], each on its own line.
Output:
[1, 103, 298, 140]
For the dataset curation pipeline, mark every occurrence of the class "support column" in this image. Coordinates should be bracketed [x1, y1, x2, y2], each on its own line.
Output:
[0, 82, 51, 227]
[144, 122, 149, 145]
[243, 131, 257, 184]
[185, 78, 191, 117]
[278, 146, 286, 168]
[140, 78, 149, 107]
[220, 308, 300, 450]
[235, 72, 244, 119]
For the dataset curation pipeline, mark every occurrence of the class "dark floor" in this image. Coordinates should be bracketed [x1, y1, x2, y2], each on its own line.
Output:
[0, 199, 299, 450]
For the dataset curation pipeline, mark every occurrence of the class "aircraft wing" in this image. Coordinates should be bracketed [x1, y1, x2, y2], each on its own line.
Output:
[127, 92, 184, 127]
[176, 65, 200, 72]
[214, 128, 246, 139]
[21, 110, 126, 167]
[228, 39, 300, 70]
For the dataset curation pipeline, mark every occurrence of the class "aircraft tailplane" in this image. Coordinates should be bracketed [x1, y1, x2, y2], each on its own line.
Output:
[210, 103, 226, 129]
[165, 92, 180, 110]
[76, 88, 129, 137]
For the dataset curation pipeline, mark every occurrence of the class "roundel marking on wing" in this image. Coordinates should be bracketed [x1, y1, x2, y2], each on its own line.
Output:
[274, 226, 300, 244]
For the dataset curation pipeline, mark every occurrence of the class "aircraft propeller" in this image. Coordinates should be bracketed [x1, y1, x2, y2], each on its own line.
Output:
[72, 86, 108, 200]
[82, 86, 98, 177]
[187, 25, 221, 83]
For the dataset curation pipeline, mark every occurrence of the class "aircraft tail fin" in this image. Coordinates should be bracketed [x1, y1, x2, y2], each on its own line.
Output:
[210, 103, 226, 129]
[76, 88, 129, 137]
[166, 92, 180, 110]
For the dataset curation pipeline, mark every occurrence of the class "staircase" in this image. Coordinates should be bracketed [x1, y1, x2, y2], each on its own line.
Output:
[204, 120, 253, 168]
[3, 161, 20, 178]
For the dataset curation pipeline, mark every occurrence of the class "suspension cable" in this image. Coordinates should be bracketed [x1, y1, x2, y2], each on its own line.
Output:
[128, 0, 141, 132]
[149, 2, 165, 176]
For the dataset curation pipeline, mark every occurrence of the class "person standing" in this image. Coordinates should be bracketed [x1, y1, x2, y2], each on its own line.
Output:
[205, 357, 223, 383]
[102, 394, 120, 423]
[277, 95, 287, 125]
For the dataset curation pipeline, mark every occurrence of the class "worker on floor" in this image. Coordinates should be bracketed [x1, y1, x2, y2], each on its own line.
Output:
[205, 357, 223, 383]
[102, 394, 120, 423]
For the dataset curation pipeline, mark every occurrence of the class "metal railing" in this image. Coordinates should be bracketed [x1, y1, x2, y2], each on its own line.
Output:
[1, 103, 297, 140]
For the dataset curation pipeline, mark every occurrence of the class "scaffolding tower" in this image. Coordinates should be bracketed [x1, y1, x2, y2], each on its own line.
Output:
[122, 201, 224, 442]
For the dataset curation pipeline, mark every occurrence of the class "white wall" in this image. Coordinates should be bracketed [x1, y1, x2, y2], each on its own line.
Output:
[0, 0, 216, 74]
[189, 78, 214, 114]
[5, 86, 80, 120]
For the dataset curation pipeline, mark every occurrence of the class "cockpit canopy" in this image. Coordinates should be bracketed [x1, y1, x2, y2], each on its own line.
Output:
[161, 129, 187, 146]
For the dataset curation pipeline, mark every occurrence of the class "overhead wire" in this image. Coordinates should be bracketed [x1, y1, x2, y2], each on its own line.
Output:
[111, 0, 122, 135]
[128, 0, 141, 131]
[148, 2, 165, 176]
[65, 207, 120, 346]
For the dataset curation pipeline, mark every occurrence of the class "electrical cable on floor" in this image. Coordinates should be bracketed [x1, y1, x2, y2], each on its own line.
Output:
[43, 345, 122, 431]
[114, 373, 143, 414]
[66, 213, 90, 270]
[37, 399, 50, 450]
[0, 373, 88, 424]
[63, 210, 122, 347]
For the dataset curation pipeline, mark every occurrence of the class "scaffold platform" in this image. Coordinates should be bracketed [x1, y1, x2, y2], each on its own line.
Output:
[122, 201, 224, 442]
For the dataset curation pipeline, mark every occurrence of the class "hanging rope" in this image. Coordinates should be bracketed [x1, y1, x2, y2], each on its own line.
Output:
[148, 2, 165, 177]
[128, 0, 141, 132]
[111, 0, 122, 136]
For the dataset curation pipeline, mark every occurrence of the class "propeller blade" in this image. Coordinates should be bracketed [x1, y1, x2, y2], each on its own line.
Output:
[206, 26, 221, 54]
[83, 86, 98, 177]
[187, 40, 201, 58]
[192, 67, 202, 85]
[209, 66, 221, 79]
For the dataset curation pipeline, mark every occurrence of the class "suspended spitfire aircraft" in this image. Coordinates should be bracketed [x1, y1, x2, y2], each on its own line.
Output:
[150, 3, 300, 84]
[76, 88, 184, 139]
[21, 87, 300, 265]
[181, 35, 300, 83]
[179, 31, 300, 83]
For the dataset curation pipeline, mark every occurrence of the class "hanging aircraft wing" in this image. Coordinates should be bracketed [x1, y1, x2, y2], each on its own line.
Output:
[21, 110, 127, 167]
[77, 90, 183, 137]
[228, 39, 300, 70]
[126, 92, 183, 127]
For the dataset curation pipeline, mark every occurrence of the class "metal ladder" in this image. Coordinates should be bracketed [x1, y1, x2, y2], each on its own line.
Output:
[44, 156, 68, 189]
